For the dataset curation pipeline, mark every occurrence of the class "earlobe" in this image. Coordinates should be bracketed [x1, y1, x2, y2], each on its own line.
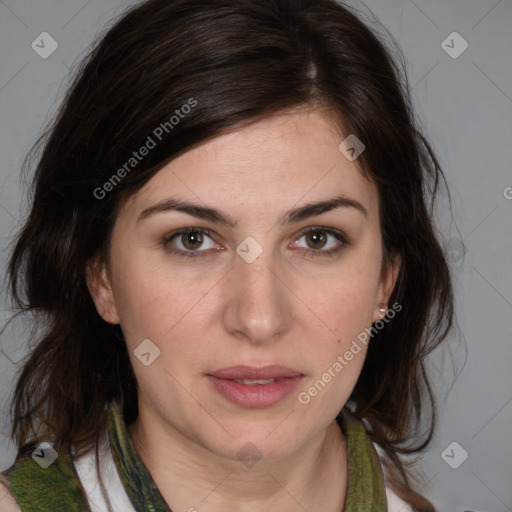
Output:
[85, 256, 120, 324]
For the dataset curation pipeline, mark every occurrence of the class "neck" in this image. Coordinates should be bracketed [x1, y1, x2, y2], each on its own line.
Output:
[128, 411, 348, 512]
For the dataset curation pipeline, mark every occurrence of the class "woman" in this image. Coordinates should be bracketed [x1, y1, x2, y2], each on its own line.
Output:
[0, 0, 453, 510]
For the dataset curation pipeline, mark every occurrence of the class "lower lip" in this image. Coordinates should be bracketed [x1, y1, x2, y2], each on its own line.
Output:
[206, 375, 304, 408]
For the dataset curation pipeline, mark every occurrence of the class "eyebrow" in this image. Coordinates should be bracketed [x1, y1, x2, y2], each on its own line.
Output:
[137, 194, 367, 227]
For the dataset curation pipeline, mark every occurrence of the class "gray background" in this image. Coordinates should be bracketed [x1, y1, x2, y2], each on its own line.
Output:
[0, 0, 511, 510]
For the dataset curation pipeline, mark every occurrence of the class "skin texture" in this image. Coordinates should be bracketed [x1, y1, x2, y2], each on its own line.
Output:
[86, 107, 400, 512]
[0, 481, 21, 512]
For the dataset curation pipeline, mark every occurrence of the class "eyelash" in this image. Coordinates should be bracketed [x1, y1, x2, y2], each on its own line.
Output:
[163, 227, 349, 261]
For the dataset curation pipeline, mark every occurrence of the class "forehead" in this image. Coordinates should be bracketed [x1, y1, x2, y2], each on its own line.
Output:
[123, 108, 379, 223]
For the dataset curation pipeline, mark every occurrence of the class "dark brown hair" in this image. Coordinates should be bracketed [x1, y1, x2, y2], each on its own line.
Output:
[5, 0, 453, 509]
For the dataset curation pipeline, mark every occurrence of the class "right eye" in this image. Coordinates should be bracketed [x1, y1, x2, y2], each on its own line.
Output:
[163, 228, 221, 259]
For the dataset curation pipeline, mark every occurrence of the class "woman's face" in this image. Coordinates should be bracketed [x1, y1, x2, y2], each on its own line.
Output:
[88, 108, 399, 462]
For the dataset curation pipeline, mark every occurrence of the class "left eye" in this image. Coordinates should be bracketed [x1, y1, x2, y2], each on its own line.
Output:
[293, 227, 347, 255]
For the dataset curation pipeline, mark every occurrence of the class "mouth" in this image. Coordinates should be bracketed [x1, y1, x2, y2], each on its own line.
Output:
[206, 365, 304, 408]
[232, 378, 277, 385]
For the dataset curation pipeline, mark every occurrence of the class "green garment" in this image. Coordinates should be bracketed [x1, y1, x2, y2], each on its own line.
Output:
[2, 402, 388, 511]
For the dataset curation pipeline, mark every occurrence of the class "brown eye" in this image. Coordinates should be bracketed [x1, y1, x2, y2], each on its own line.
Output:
[180, 230, 204, 250]
[293, 227, 349, 259]
[163, 228, 219, 259]
[305, 229, 328, 249]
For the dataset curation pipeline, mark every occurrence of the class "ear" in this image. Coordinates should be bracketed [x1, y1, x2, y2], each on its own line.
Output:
[372, 251, 401, 323]
[85, 255, 120, 324]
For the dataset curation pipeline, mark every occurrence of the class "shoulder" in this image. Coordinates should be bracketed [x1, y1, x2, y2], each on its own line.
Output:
[0, 445, 91, 512]
[0, 476, 21, 512]
[0, 475, 414, 512]
[1, 437, 132, 512]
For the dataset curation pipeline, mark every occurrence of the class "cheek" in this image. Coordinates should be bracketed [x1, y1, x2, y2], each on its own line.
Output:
[112, 265, 211, 404]
[295, 289, 372, 417]
[301, 281, 373, 374]
[315, 260, 381, 339]
[292, 260, 380, 410]
[111, 253, 219, 355]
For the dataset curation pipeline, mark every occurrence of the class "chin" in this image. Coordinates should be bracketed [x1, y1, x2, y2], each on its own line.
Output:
[196, 414, 312, 463]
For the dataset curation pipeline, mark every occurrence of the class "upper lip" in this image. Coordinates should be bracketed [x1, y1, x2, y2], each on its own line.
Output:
[208, 365, 303, 380]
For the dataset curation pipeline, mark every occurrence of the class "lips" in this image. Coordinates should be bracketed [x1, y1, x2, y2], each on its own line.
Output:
[206, 365, 304, 408]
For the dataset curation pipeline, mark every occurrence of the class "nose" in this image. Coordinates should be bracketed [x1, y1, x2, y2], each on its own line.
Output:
[222, 245, 294, 345]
